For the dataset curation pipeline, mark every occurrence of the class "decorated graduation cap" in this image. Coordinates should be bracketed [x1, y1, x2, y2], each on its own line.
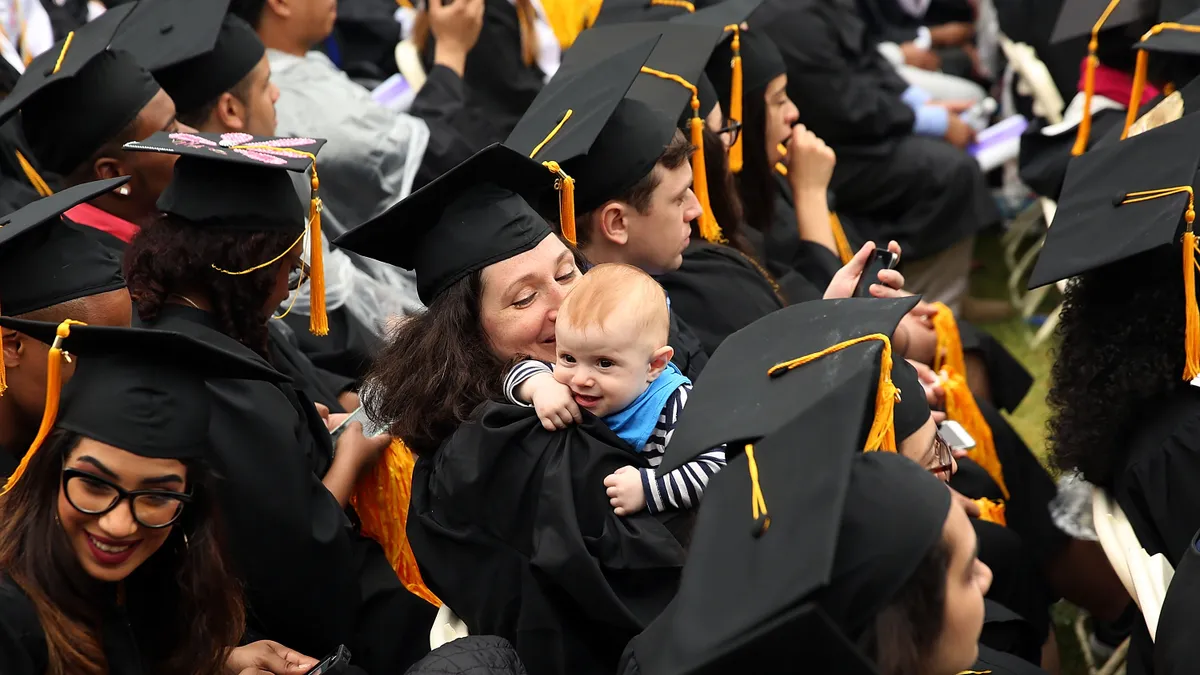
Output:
[660, 296, 920, 476]
[506, 37, 661, 244]
[0, 317, 289, 492]
[0, 4, 162, 175]
[334, 143, 556, 305]
[0, 178, 128, 396]
[674, 0, 766, 173]
[629, 424, 949, 674]
[118, 3, 265, 120]
[1028, 107, 1200, 379]
[122, 131, 331, 336]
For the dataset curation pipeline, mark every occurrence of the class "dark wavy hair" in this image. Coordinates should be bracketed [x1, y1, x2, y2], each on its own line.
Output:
[856, 538, 952, 675]
[363, 272, 508, 455]
[732, 86, 778, 237]
[0, 431, 244, 675]
[698, 125, 756, 258]
[125, 214, 296, 357]
[1047, 245, 1187, 486]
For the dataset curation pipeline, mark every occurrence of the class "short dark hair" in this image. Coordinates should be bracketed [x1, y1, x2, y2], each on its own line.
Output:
[228, 0, 269, 29]
[856, 537, 951, 675]
[62, 114, 142, 186]
[176, 71, 256, 130]
[576, 129, 694, 248]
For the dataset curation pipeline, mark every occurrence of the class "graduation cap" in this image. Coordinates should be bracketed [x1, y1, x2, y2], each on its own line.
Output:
[506, 37, 661, 244]
[117, 3, 265, 120]
[590, 0, 696, 27]
[661, 296, 920, 475]
[1028, 108, 1200, 380]
[629, 424, 949, 674]
[0, 317, 289, 493]
[0, 177, 129, 396]
[1120, 9, 1200, 138]
[122, 131, 332, 336]
[333, 143, 557, 305]
[0, 4, 162, 175]
[673, 0, 766, 173]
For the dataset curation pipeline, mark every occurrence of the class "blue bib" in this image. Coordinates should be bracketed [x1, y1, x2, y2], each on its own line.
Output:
[604, 362, 689, 453]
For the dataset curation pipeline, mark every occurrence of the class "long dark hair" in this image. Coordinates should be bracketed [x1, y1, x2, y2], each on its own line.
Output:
[856, 538, 952, 675]
[1047, 245, 1187, 486]
[363, 272, 508, 455]
[124, 214, 296, 357]
[698, 126, 755, 258]
[0, 431, 244, 675]
[733, 87, 778, 236]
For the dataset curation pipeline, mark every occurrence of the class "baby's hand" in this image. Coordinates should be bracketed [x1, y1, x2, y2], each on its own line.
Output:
[604, 466, 646, 516]
[525, 373, 581, 431]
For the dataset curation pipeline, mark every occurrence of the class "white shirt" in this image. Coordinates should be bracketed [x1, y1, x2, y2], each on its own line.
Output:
[0, 0, 54, 70]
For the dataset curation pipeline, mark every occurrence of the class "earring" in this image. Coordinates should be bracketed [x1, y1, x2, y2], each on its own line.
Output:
[117, 185, 131, 196]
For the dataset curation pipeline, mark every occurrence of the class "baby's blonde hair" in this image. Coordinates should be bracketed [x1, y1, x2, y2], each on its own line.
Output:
[559, 263, 670, 346]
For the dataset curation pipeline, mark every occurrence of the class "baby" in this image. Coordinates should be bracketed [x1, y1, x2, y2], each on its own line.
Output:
[503, 263, 726, 516]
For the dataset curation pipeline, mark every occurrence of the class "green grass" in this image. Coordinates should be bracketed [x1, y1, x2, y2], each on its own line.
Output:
[970, 232, 1089, 675]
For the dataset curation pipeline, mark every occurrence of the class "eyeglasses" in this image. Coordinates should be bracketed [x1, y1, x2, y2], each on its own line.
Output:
[62, 468, 192, 529]
[927, 429, 954, 482]
[717, 119, 742, 146]
[287, 259, 311, 292]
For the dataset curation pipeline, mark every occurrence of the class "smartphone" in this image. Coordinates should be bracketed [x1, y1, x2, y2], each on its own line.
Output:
[305, 645, 351, 675]
[329, 407, 388, 445]
[853, 248, 900, 298]
[939, 420, 976, 451]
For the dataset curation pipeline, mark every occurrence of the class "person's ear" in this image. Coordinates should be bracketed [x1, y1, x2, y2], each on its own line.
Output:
[216, 92, 247, 132]
[1, 328, 20, 369]
[597, 202, 630, 246]
[93, 157, 131, 195]
[646, 345, 675, 382]
[265, 0, 295, 19]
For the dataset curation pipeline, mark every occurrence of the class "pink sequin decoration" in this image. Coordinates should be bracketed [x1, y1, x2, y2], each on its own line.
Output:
[258, 137, 318, 148]
[220, 132, 254, 146]
[169, 133, 217, 147]
[233, 149, 289, 165]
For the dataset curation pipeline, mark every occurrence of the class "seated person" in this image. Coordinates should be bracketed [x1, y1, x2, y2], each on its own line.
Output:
[860, 0, 988, 101]
[504, 263, 726, 515]
[231, 0, 485, 227]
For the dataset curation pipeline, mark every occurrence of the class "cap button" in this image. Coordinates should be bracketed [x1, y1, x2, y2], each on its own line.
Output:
[160, 24, 175, 34]
[1113, 192, 1128, 207]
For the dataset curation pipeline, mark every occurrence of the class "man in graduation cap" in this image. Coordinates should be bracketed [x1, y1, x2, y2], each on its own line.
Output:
[229, 0, 484, 228]
[0, 178, 133, 478]
[0, 4, 189, 249]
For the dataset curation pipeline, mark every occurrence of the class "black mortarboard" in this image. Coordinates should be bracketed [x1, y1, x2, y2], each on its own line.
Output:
[1050, 0, 1155, 43]
[0, 4, 162, 175]
[123, 131, 333, 336]
[110, 0, 235, 82]
[630, 423, 949, 674]
[0, 317, 289, 490]
[590, 0, 694, 27]
[702, 28, 780, 174]
[333, 143, 556, 305]
[661, 296, 920, 475]
[135, 11, 265, 119]
[892, 357, 932, 441]
[506, 38, 661, 244]
[1028, 108, 1200, 379]
[1115, 8, 1200, 139]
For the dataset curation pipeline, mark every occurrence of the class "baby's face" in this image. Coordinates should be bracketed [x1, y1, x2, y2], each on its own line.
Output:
[553, 316, 659, 418]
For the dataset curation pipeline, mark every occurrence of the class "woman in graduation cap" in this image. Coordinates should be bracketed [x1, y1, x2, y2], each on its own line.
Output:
[0, 319, 321, 675]
[117, 132, 437, 673]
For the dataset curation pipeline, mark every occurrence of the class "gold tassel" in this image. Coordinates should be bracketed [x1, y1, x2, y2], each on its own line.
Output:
[1123, 49, 1149, 140]
[830, 213, 853, 265]
[0, 297, 6, 398]
[648, 0, 695, 11]
[15, 151, 52, 197]
[350, 439, 442, 606]
[745, 443, 770, 536]
[974, 498, 1007, 527]
[308, 172, 328, 337]
[4, 319, 84, 493]
[767, 333, 899, 453]
[726, 25, 744, 174]
[931, 303, 1007, 499]
[542, 161, 577, 245]
[51, 31, 73, 75]
[1073, 0, 1124, 156]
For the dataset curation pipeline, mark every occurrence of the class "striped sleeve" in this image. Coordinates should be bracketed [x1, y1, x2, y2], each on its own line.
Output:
[639, 384, 727, 514]
[503, 360, 554, 406]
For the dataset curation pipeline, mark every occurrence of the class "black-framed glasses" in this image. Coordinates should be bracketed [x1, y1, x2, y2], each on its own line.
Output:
[927, 430, 954, 482]
[287, 259, 311, 292]
[717, 119, 742, 146]
[62, 468, 192, 529]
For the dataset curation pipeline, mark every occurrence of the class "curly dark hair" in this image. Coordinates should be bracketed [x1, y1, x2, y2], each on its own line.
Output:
[856, 538, 952, 675]
[363, 272, 509, 455]
[0, 430, 244, 675]
[733, 87, 778, 238]
[1047, 245, 1189, 486]
[124, 214, 296, 357]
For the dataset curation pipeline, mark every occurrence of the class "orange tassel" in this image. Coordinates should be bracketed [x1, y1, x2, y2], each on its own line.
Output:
[308, 174, 328, 337]
[15, 151, 52, 197]
[1122, 49, 1149, 140]
[690, 112, 724, 243]
[830, 213, 853, 265]
[726, 25, 744, 174]
[350, 439, 441, 606]
[1074, 0, 1125, 156]
[559, 170, 577, 246]
[1185, 228, 1200, 381]
[974, 498, 1007, 527]
[4, 319, 84, 493]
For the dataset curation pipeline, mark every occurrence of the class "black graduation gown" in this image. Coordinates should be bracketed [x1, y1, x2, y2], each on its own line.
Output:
[283, 306, 380, 382]
[1154, 529, 1200, 674]
[974, 644, 1052, 675]
[667, 308, 708, 381]
[0, 120, 47, 215]
[410, 65, 482, 191]
[138, 305, 435, 673]
[754, 0, 998, 261]
[856, 0, 923, 44]
[267, 320, 354, 412]
[332, 0, 401, 84]
[1018, 108, 1127, 200]
[420, 0, 546, 149]
[407, 403, 689, 675]
[973, 520, 1053, 653]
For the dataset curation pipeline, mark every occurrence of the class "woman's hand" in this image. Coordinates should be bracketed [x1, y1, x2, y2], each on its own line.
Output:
[430, 0, 485, 76]
[785, 124, 837, 196]
[226, 641, 317, 675]
[823, 241, 905, 300]
[897, 312, 937, 365]
[908, 359, 946, 418]
[323, 424, 394, 507]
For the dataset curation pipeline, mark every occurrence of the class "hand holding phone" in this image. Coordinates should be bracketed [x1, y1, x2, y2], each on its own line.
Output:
[852, 248, 900, 298]
[305, 645, 351, 675]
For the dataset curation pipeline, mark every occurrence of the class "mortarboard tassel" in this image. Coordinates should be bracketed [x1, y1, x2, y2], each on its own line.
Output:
[744, 443, 770, 536]
[49, 31, 73, 76]
[1124, 23, 1200, 139]
[528, 111, 579, 245]
[1119, 186, 1199, 379]
[307, 171, 329, 337]
[725, 25, 744, 174]
[930, 302, 1007, 499]
[767, 333, 900, 453]
[974, 498, 1007, 527]
[15, 151, 52, 197]
[351, 439, 442, 606]
[1073, 0, 1124, 156]
[648, 0, 695, 11]
[4, 319, 83, 493]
